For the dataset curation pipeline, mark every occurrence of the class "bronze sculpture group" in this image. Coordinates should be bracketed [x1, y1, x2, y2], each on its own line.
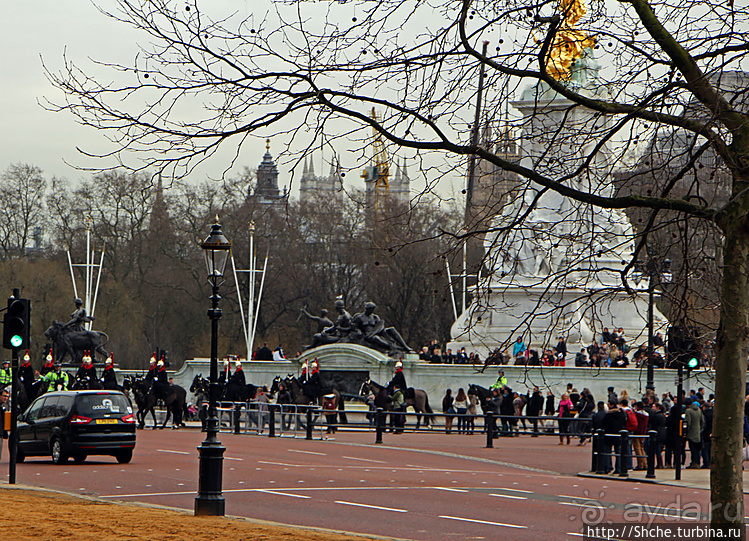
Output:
[300, 300, 411, 354]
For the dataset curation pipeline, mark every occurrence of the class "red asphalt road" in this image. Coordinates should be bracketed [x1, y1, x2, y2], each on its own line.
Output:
[1, 428, 741, 540]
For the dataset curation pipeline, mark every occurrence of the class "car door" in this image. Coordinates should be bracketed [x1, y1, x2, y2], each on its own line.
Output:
[34, 396, 60, 453]
[17, 397, 46, 454]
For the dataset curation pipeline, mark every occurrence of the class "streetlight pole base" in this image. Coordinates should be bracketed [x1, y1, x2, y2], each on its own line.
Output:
[195, 437, 226, 516]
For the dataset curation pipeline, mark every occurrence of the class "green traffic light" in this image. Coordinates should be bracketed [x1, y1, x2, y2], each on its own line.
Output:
[9, 334, 22, 348]
[687, 356, 699, 369]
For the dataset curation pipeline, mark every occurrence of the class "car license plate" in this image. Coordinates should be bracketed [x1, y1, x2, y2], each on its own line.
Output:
[96, 419, 118, 424]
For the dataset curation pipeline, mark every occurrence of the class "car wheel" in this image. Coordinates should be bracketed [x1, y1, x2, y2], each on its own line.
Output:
[51, 438, 68, 465]
[115, 449, 133, 464]
[16, 448, 25, 463]
[72, 453, 87, 464]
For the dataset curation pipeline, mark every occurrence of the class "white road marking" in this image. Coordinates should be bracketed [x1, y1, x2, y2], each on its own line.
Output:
[499, 488, 533, 494]
[288, 449, 326, 456]
[490, 493, 527, 500]
[258, 490, 311, 499]
[157, 449, 190, 455]
[343, 456, 386, 464]
[433, 487, 468, 493]
[224, 457, 243, 461]
[335, 501, 407, 513]
[258, 461, 298, 467]
[439, 515, 527, 529]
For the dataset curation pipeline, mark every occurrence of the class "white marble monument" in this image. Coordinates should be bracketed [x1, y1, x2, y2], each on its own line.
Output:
[449, 52, 667, 357]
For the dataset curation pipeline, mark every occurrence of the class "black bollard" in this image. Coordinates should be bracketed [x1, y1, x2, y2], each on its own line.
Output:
[375, 408, 384, 444]
[646, 430, 657, 479]
[233, 404, 241, 434]
[268, 405, 276, 438]
[591, 430, 599, 472]
[305, 407, 313, 440]
[485, 411, 494, 449]
[618, 430, 629, 477]
[595, 429, 607, 474]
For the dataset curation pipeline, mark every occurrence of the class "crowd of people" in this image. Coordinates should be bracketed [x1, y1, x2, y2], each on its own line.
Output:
[418, 329, 713, 369]
[437, 367, 717, 473]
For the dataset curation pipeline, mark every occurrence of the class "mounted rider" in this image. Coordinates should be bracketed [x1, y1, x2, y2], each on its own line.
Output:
[18, 349, 35, 397]
[42, 361, 70, 392]
[40, 348, 55, 376]
[227, 359, 246, 395]
[219, 356, 232, 384]
[101, 353, 119, 390]
[152, 356, 169, 400]
[299, 359, 309, 383]
[386, 359, 409, 398]
[145, 353, 158, 382]
[75, 351, 97, 384]
[490, 369, 508, 392]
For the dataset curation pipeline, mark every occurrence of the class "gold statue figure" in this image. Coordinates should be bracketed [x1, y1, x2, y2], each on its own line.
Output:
[545, 0, 596, 80]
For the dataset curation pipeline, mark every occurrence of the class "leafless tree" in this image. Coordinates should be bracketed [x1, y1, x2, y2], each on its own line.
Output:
[44, 0, 749, 532]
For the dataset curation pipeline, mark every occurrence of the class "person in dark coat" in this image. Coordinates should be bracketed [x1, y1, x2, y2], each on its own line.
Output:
[601, 401, 626, 473]
[701, 401, 713, 469]
[664, 404, 683, 468]
[499, 387, 515, 436]
[18, 350, 35, 398]
[650, 402, 667, 469]
[302, 359, 323, 402]
[544, 391, 556, 416]
[255, 343, 274, 361]
[575, 389, 596, 445]
[591, 401, 607, 432]
[101, 354, 119, 390]
[526, 386, 544, 436]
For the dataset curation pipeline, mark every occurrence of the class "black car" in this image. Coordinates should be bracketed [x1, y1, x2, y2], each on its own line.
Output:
[16, 390, 136, 464]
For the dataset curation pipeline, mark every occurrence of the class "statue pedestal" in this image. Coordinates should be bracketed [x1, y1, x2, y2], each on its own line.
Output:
[448, 280, 666, 358]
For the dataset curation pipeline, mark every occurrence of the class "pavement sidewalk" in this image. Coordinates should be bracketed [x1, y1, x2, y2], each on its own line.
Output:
[579, 466, 749, 493]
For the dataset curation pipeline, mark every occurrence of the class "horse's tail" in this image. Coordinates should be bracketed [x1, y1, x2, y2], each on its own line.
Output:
[97, 331, 109, 346]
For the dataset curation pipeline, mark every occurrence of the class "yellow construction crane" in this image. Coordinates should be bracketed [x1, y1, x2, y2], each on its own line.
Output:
[361, 107, 390, 214]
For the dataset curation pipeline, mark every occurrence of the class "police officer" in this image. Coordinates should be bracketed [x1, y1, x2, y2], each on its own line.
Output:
[0, 359, 12, 388]
[42, 361, 70, 392]
[490, 369, 507, 391]
[101, 353, 119, 390]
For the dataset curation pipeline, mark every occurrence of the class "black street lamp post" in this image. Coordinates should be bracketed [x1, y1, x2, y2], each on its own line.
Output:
[195, 217, 232, 516]
[633, 258, 671, 392]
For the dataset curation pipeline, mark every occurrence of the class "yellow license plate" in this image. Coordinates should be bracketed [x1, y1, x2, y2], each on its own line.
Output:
[96, 419, 118, 424]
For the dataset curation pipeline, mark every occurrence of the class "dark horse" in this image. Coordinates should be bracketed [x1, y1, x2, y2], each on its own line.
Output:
[124, 375, 187, 429]
[16, 378, 46, 413]
[190, 374, 210, 430]
[468, 383, 495, 414]
[273, 375, 346, 432]
[44, 321, 109, 364]
[359, 378, 433, 429]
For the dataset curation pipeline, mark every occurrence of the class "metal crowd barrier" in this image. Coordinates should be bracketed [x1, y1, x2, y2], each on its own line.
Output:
[589, 429, 659, 479]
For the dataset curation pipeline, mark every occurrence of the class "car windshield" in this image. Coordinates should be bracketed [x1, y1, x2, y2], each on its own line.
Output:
[75, 394, 132, 418]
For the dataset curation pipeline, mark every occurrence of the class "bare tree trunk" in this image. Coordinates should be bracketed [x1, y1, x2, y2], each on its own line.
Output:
[711, 222, 748, 539]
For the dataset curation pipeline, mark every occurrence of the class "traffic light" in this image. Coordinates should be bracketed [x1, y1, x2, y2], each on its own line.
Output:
[3, 297, 30, 350]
